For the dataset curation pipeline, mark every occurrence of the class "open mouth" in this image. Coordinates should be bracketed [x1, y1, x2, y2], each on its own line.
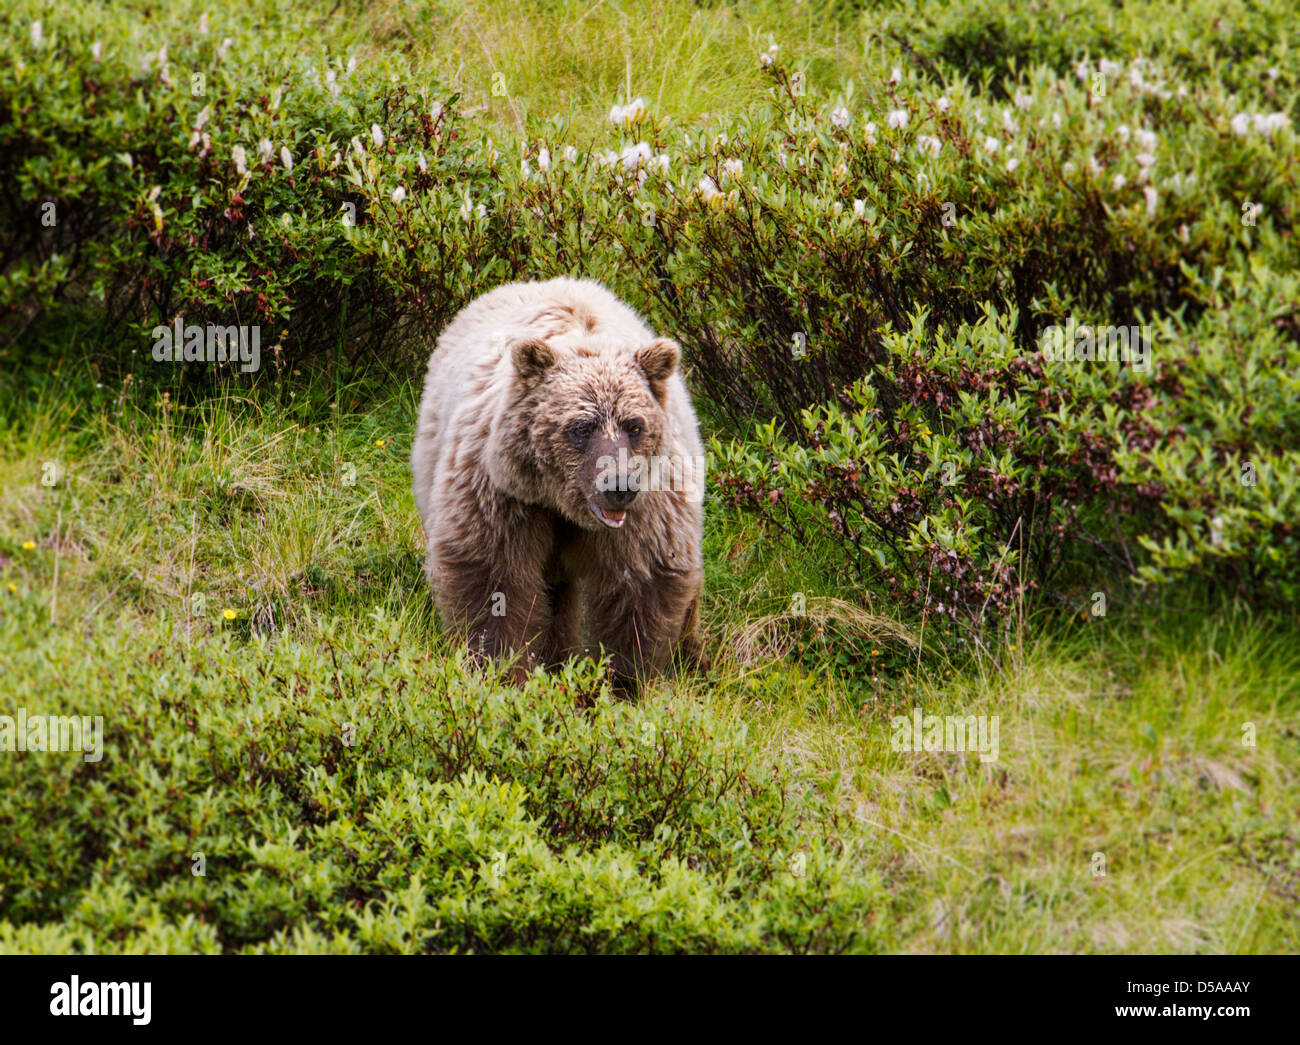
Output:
[589, 499, 627, 529]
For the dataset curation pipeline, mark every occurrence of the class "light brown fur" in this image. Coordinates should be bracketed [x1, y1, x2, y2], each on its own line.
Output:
[411, 278, 705, 688]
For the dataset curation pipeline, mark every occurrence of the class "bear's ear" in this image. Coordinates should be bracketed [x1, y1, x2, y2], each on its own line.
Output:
[636, 338, 680, 399]
[511, 337, 556, 383]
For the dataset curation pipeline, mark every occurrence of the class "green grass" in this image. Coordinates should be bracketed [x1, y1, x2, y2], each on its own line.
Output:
[2, 352, 1295, 952]
[2, 0, 1297, 954]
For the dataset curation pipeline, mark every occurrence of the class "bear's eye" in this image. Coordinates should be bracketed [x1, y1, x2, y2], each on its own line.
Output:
[623, 418, 645, 439]
[566, 418, 597, 445]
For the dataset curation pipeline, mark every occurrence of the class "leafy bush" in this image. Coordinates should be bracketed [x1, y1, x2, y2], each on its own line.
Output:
[512, 50, 1296, 621]
[0, 610, 881, 953]
[1117, 264, 1300, 603]
[0, 4, 513, 370]
[3, 1, 1296, 622]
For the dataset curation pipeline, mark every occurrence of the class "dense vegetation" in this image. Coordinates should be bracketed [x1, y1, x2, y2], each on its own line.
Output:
[1, 0, 1296, 953]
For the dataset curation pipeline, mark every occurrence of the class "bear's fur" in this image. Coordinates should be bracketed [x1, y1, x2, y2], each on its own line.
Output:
[411, 277, 705, 685]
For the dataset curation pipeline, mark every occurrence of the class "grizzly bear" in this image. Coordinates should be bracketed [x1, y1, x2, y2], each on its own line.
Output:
[411, 277, 705, 686]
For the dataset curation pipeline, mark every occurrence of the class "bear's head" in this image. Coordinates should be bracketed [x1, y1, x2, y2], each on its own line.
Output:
[508, 335, 681, 531]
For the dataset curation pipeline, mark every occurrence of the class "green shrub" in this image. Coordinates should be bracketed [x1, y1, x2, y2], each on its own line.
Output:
[3, 0, 1296, 621]
[0, 3, 509, 370]
[0, 609, 882, 953]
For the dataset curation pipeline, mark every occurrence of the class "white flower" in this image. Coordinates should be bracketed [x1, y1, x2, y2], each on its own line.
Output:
[417, 151, 428, 173]
[159, 65, 175, 87]
[217, 38, 233, 61]
[560, 145, 578, 163]
[759, 44, 778, 68]
[721, 157, 743, 181]
[259, 138, 274, 162]
[91, 41, 103, 61]
[1253, 112, 1290, 136]
[347, 57, 357, 75]
[232, 145, 248, 175]
[350, 136, 365, 157]
[1135, 152, 1155, 169]
[1014, 91, 1032, 110]
[982, 136, 999, 154]
[198, 12, 209, 34]
[651, 153, 670, 174]
[521, 159, 531, 177]
[1134, 128, 1157, 152]
[831, 105, 850, 129]
[1112, 173, 1127, 190]
[30, 21, 42, 47]
[595, 149, 619, 169]
[935, 97, 951, 112]
[1052, 111, 1062, 129]
[280, 146, 293, 171]
[1005, 157, 1019, 172]
[1230, 112, 1251, 137]
[888, 66, 902, 85]
[194, 105, 211, 130]
[697, 175, 721, 203]
[537, 147, 551, 171]
[459, 196, 486, 221]
[370, 124, 385, 148]
[887, 109, 909, 129]
[1116, 124, 1131, 143]
[1143, 186, 1157, 216]
[863, 122, 877, 145]
[1075, 60, 1090, 81]
[620, 141, 652, 169]
[916, 134, 941, 157]
[1099, 59, 1121, 77]
[609, 98, 647, 127]
[391, 186, 406, 204]
[853, 199, 866, 219]
[1001, 110, 1018, 134]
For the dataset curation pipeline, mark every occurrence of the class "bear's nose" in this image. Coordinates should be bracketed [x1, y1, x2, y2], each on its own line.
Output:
[604, 486, 638, 509]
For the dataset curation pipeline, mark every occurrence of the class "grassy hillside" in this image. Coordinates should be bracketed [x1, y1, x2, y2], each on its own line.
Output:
[1, 0, 1297, 952]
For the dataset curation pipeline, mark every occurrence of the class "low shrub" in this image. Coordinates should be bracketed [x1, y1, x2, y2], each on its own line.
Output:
[0, 610, 882, 953]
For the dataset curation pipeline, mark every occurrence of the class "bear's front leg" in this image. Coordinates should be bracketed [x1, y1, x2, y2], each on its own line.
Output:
[428, 498, 555, 681]
[536, 578, 581, 666]
[433, 554, 551, 680]
[587, 568, 702, 689]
